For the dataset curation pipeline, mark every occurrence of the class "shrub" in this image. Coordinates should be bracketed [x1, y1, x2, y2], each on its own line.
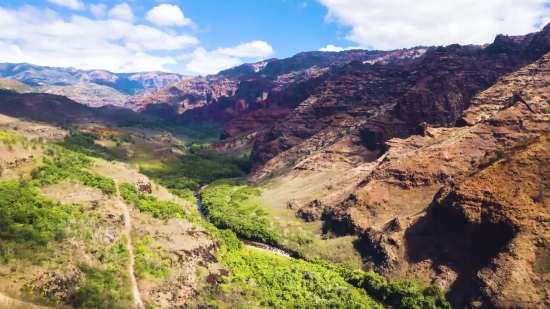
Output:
[199, 184, 281, 246]
[119, 182, 199, 221]
[30, 148, 116, 195]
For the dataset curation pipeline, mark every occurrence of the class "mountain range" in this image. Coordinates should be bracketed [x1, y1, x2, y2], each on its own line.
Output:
[1, 23, 550, 308]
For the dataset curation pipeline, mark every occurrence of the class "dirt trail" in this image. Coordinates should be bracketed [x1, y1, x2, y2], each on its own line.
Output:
[0, 293, 49, 309]
[114, 181, 144, 309]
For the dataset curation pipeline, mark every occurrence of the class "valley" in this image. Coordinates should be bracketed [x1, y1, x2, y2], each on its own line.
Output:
[0, 20, 549, 309]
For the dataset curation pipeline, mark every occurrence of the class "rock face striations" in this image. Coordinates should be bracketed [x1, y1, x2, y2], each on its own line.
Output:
[270, 43, 550, 307]
[124, 49, 430, 133]
[249, 25, 550, 173]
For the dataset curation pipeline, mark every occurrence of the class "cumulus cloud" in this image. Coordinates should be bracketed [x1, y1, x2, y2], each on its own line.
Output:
[46, 0, 85, 10]
[183, 48, 243, 75]
[90, 4, 107, 19]
[0, 5, 199, 72]
[216, 41, 275, 58]
[317, 0, 550, 50]
[145, 4, 194, 27]
[182, 41, 275, 75]
[318, 44, 362, 52]
[108, 2, 135, 23]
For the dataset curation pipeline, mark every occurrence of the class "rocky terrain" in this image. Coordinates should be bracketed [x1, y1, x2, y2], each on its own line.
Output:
[249, 24, 550, 175]
[126, 48, 431, 133]
[258, 33, 550, 308]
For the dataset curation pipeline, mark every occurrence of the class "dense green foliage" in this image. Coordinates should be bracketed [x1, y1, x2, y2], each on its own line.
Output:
[199, 183, 280, 246]
[31, 146, 116, 195]
[196, 249, 383, 309]
[140, 146, 250, 192]
[311, 259, 451, 309]
[58, 130, 132, 160]
[134, 236, 171, 279]
[119, 182, 200, 221]
[0, 180, 83, 262]
[73, 264, 133, 309]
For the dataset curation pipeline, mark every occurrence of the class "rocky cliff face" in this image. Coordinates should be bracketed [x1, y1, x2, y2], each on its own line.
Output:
[270, 49, 550, 308]
[125, 49, 430, 136]
[249, 25, 550, 173]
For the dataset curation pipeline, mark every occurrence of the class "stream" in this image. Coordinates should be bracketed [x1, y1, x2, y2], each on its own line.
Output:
[193, 186, 291, 258]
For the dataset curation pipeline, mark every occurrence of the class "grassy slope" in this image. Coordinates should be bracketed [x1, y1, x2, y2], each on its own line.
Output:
[0, 79, 34, 93]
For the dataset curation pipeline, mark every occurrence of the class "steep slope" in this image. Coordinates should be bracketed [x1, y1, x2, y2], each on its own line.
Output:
[0, 78, 34, 93]
[126, 49, 429, 130]
[249, 24, 550, 174]
[38, 83, 128, 107]
[0, 90, 157, 125]
[271, 48, 550, 308]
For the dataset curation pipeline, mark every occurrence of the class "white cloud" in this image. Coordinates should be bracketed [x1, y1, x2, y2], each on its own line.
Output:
[184, 47, 243, 75]
[145, 4, 194, 27]
[90, 3, 107, 19]
[317, 0, 550, 50]
[216, 40, 275, 58]
[108, 2, 134, 23]
[0, 5, 199, 72]
[182, 41, 275, 75]
[46, 0, 85, 10]
[318, 44, 362, 52]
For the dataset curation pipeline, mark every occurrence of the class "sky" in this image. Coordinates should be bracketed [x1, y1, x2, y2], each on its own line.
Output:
[1, 0, 550, 76]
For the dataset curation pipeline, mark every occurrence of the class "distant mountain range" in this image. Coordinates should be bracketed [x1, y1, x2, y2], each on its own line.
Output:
[0, 63, 185, 107]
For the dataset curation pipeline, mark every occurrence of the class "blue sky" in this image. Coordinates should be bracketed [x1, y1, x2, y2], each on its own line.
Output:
[0, 0, 549, 75]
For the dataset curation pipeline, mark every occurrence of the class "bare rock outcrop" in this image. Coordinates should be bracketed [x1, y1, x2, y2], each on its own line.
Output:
[135, 178, 152, 194]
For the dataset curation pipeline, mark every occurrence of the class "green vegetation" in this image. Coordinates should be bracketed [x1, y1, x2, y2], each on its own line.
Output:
[202, 249, 384, 309]
[311, 259, 450, 309]
[31, 145, 116, 195]
[3, 121, 451, 308]
[73, 264, 133, 309]
[117, 120, 223, 142]
[194, 228, 449, 309]
[141, 144, 250, 191]
[119, 182, 200, 221]
[58, 130, 132, 160]
[199, 182, 281, 246]
[134, 236, 171, 279]
[0, 180, 83, 263]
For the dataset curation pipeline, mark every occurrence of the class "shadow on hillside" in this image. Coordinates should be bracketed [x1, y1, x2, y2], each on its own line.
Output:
[404, 197, 516, 308]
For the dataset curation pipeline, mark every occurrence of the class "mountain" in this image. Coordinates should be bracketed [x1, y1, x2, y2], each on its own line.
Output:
[125, 48, 431, 128]
[0, 63, 186, 108]
[249, 24, 550, 173]
[0, 90, 157, 125]
[240, 26, 550, 308]
[0, 78, 35, 93]
[37, 83, 129, 107]
[0, 63, 183, 92]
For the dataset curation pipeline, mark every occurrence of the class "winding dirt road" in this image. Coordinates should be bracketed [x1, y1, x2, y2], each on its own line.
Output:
[114, 181, 144, 309]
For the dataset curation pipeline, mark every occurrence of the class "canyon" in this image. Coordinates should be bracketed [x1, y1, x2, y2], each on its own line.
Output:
[0, 22, 550, 308]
